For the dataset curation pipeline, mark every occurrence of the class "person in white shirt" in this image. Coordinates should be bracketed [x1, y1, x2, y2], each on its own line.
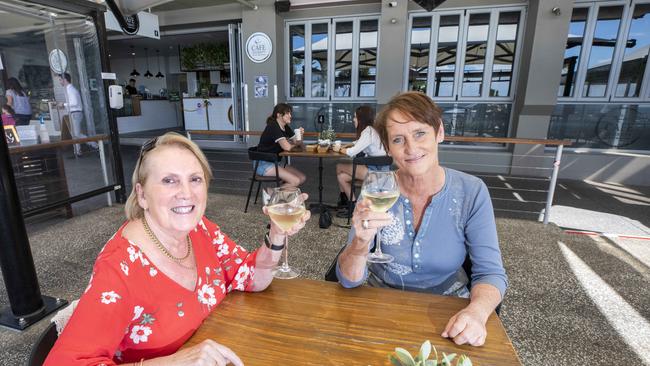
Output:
[335, 106, 387, 209]
[58, 73, 98, 157]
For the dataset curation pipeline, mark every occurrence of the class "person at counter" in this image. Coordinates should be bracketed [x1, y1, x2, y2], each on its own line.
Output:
[125, 78, 138, 96]
[58, 73, 98, 156]
[256, 103, 306, 194]
[336, 92, 507, 347]
[5, 77, 31, 125]
[44, 132, 310, 365]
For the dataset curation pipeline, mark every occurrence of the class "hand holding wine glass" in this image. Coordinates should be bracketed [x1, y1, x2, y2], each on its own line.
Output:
[263, 187, 309, 279]
[360, 171, 399, 263]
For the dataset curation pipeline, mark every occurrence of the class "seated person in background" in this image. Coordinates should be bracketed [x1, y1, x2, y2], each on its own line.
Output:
[1, 104, 16, 126]
[256, 103, 306, 194]
[125, 79, 138, 96]
[336, 92, 507, 347]
[335, 105, 387, 211]
[45, 132, 310, 365]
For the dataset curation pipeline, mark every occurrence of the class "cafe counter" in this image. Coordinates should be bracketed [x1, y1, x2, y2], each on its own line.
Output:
[182, 97, 233, 131]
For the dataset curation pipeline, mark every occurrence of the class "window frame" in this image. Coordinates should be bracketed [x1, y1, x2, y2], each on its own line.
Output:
[285, 15, 380, 102]
[403, 6, 526, 103]
[561, 0, 650, 103]
[610, 0, 650, 101]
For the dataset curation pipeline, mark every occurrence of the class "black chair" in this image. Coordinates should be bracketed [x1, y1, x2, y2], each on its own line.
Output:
[245, 147, 283, 213]
[28, 322, 57, 366]
[325, 249, 502, 315]
[346, 155, 393, 223]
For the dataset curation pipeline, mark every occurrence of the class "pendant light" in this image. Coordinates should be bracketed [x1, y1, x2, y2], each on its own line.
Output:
[155, 49, 164, 78]
[144, 47, 154, 78]
[129, 45, 140, 77]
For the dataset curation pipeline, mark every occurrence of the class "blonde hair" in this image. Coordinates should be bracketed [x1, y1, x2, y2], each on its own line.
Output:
[124, 132, 213, 220]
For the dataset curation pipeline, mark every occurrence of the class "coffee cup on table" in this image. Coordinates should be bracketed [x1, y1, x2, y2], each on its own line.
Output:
[294, 128, 302, 141]
[333, 140, 342, 152]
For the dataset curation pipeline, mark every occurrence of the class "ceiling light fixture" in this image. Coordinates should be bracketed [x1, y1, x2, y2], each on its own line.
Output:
[129, 45, 140, 77]
[155, 49, 164, 78]
[144, 47, 153, 78]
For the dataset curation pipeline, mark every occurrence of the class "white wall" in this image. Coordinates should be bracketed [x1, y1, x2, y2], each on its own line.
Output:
[117, 99, 181, 133]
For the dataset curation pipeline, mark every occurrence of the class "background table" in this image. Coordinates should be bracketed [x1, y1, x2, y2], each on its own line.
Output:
[184, 278, 521, 365]
[280, 149, 346, 209]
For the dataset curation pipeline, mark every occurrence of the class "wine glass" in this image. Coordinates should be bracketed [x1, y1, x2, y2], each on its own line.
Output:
[266, 187, 306, 279]
[360, 171, 400, 263]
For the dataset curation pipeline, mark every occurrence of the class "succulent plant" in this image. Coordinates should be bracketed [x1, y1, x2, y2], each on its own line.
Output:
[389, 340, 472, 366]
[319, 127, 336, 141]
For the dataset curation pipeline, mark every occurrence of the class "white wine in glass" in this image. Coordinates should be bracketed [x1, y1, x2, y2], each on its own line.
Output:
[267, 204, 306, 231]
[361, 171, 399, 264]
[364, 191, 400, 213]
[267, 187, 305, 279]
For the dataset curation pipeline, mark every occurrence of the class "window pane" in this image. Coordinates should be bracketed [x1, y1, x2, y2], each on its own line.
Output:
[549, 103, 650, 150]
[290, 24, 305, 97]
[311, 23, 328, 97]
[408, 16, 431, 93]
[358, 19, 378, 97]
[490, 11, 520, 97]
[434, 15, 459, 97]
[334, 21, 353, 97]
[615, 3, 650, 97]
[583, 5, 624, 97]
[559, 8, 589, 97]
[462, 13, 490, 97]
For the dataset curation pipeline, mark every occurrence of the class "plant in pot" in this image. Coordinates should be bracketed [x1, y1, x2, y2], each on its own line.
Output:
[389, 340, 472, 366]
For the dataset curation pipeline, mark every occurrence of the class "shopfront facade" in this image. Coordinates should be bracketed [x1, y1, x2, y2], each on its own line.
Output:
[149, 0, 649, 185]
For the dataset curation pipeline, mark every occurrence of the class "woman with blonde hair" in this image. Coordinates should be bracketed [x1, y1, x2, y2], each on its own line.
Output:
[45, 132, 310, 365]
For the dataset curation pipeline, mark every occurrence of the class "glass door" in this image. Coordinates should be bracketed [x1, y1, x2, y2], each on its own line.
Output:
[228, 23, 245, 141]
[0, 1, 119, 218]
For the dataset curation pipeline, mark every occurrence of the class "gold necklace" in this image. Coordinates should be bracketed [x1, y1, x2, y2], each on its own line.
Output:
[142, 216, 192, 265]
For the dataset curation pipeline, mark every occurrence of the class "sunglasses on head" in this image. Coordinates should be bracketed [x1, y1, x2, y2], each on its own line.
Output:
[139, 136, 158, 158]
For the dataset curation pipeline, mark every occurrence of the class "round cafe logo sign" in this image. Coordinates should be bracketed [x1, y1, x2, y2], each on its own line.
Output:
[246, 32, 272, 63]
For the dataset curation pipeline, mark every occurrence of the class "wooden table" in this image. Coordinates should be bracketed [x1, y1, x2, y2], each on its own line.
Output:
[280, 149, 346, 209]
[184, 279, 521, 365]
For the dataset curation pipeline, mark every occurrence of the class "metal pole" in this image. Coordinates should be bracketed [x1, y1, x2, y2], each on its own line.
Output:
[98, 141, 112, 206]
[543, 145, 563, 225]
[0, 132, 67, 330]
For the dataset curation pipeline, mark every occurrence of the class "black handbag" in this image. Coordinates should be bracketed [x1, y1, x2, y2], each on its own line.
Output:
[319, 207, 332, 229]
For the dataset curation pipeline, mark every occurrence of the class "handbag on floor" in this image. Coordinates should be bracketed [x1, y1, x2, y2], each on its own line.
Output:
[319, 207, 332, 229]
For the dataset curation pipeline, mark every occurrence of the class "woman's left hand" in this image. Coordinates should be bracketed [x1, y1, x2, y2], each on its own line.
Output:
[262, 193, 311, 240]
[441, 307, 488, 346]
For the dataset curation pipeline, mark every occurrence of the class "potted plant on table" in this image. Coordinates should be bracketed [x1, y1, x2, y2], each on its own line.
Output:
[389, 340, 472, 366]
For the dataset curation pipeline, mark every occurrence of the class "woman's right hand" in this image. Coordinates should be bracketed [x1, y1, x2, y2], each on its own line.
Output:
[351, 198, 393, 246]
[158, 339, 243, 366]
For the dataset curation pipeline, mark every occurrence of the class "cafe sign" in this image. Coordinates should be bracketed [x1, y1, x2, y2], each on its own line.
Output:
[245, 32, 272, 63]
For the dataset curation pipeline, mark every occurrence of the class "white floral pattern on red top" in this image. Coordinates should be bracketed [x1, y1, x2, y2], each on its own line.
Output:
[212, 230, 225, 245]
[129, 325, 152, 344]
[216, 244, 230, 258]
[197, 284, 217, 308]
[233, 264, 252, 291]
[120, 261, 129, 276]
[132, 306, 144, 321]
[100, 291, 120, 304]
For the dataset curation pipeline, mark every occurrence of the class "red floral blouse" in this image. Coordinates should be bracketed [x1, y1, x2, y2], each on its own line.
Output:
[44, 217, 258, 365]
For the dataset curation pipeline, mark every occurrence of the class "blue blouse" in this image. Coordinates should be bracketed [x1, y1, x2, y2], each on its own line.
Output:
[337, 168, 508, 298]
